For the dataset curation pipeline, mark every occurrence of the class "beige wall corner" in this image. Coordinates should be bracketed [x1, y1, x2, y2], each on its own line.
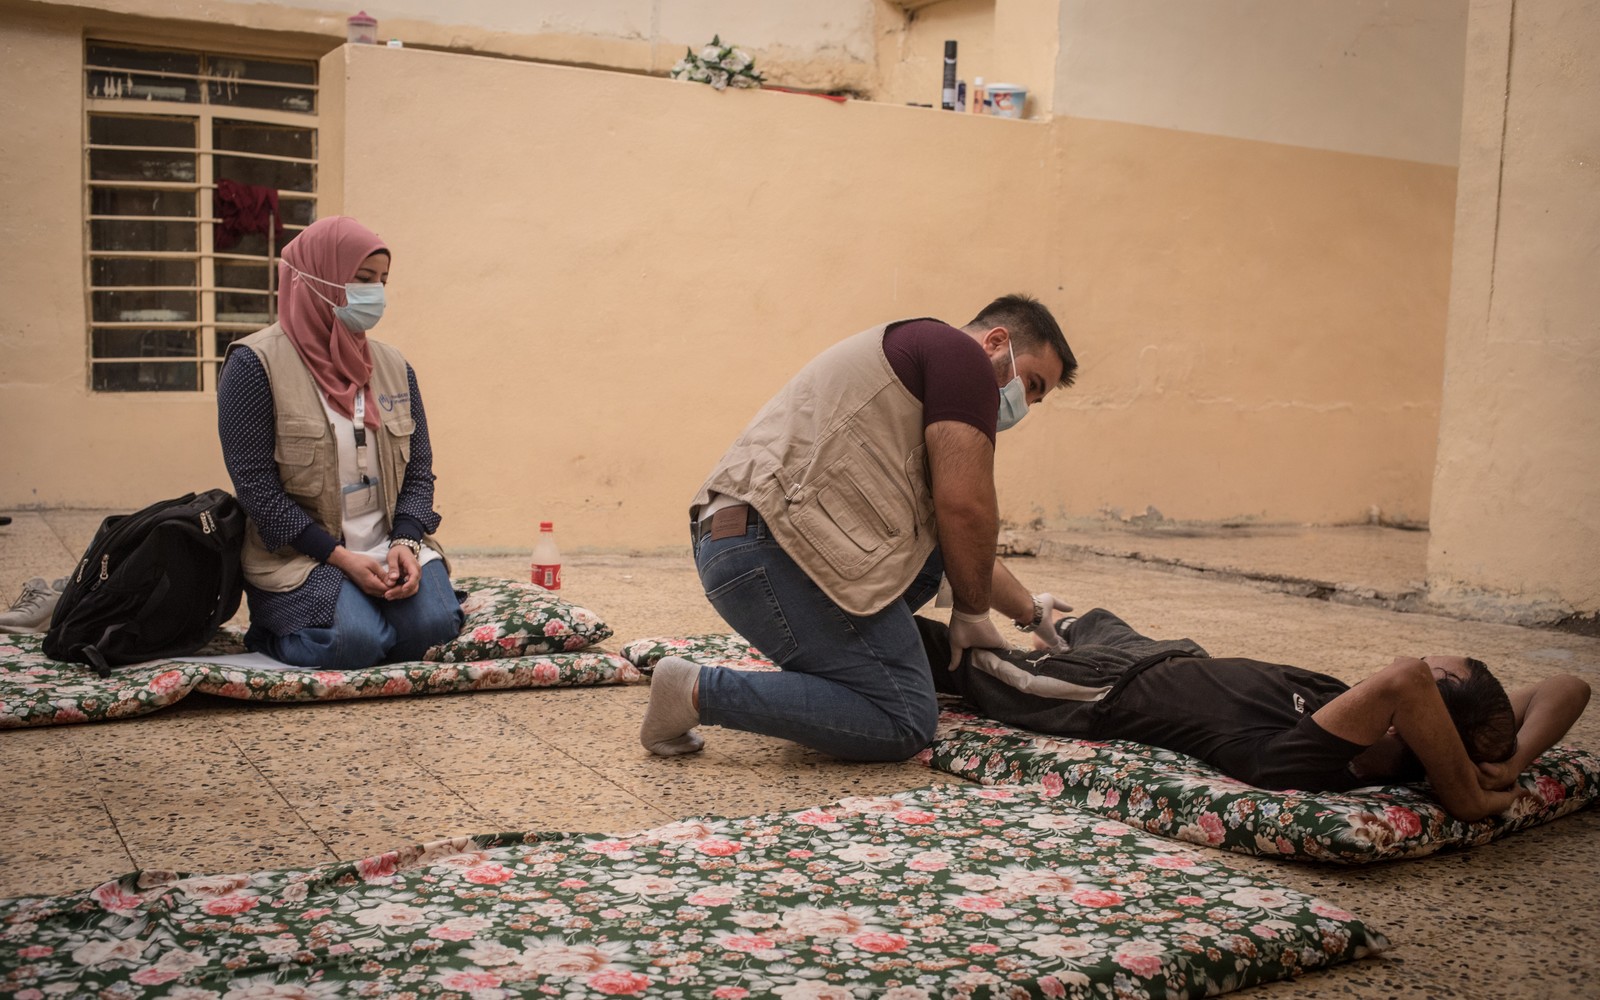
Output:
[316, 46, 346, 217]
[1055, 0, 1469, 164]
[992, 0, 1058, 118]
[1427, 0, 1600, 623]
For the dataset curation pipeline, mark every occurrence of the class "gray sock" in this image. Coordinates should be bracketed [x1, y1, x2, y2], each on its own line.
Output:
[641, 656, 704, 756]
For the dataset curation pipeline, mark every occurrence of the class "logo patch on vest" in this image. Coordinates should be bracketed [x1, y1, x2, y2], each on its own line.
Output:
[378, 392, 410, 412]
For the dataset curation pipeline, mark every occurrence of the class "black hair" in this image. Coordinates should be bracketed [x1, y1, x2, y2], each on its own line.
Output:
[967, 293, 1078, 388]
[1436, 657, 1518, 763]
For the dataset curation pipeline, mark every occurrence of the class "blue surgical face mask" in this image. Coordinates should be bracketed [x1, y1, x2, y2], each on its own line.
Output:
[333, 282, 386, 331]
[996, 341, 1029, 432]
[285, 262, 387, 332]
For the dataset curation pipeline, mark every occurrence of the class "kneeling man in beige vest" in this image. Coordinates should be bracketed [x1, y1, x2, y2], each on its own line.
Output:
[641, 295, 1079, 760]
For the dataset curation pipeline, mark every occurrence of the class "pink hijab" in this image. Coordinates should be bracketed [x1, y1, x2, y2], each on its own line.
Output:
[278, 216, 388, 429]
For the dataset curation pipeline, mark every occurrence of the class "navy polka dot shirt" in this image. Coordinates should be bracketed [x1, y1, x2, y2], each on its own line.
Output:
[217, 349, 442, 635]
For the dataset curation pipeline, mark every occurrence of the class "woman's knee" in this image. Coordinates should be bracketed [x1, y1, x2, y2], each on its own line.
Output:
[406, 602, 464, 647]
[332, 627, 391, 670]
[385, 579, 463, 659]
[273, 624, 387, 670]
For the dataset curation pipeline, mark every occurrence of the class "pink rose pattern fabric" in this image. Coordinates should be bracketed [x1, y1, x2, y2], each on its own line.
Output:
[925, 709, 1600, 864]
[0, 783, 1386, 998]
[623, 634, 1600, 865]
[424, 576, 613, 662]
[621, 633, 779, 674]
[0, 632, 637, 729]
[0, 577, 634, 729]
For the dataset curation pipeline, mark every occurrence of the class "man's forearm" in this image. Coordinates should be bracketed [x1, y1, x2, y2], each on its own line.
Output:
[988, 558, 1035, 623]
[1315, 658, 1517, 821]
[1508, 675, 1591, 772]
[937, 506, 997, 614]
[924, 420, 1000, 616]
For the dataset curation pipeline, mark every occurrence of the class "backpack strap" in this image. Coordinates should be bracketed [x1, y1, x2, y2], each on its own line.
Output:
[82, 642, 112, 679]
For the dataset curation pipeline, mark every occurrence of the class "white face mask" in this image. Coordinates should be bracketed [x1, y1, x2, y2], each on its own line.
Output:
[996, 341, 1029, 432]
[284, 262, 387, 331]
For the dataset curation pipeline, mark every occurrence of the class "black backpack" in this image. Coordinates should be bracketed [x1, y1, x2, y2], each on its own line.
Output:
[44, 490, 247, 676]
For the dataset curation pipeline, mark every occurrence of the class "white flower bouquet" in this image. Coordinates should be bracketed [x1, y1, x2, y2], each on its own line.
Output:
[669, 35, 764, 91]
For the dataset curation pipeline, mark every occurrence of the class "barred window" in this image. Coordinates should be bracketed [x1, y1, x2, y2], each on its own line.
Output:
[84, 41, 319, 392]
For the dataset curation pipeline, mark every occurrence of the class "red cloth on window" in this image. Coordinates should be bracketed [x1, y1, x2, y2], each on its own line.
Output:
[214, 179, 285, 251]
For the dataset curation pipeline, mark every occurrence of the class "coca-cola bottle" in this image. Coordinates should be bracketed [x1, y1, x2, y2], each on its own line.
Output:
[530, 521, 561, 590]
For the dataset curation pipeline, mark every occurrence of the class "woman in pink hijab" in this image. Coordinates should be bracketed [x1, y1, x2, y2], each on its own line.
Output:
[217, 216, 462, 669]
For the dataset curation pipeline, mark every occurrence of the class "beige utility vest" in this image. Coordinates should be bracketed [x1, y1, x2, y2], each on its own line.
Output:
[694, 323, 939, 616]
[227, 325, 443, 592]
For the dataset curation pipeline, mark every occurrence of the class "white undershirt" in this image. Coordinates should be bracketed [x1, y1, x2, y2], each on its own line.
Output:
[318, 389, 440, 567]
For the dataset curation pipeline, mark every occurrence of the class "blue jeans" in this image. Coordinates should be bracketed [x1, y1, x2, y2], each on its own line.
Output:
[250, 560, 464, 670]
[693, 510, 944, 761]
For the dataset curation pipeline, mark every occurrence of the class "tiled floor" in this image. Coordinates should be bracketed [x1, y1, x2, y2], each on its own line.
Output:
[3, 510, 1598, 997]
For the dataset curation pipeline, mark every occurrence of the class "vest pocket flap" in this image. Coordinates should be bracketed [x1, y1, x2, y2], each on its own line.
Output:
[384, 415, 416, 464]
[790, 456, 902, 579]
[273, 417, 325, 466]
[818, 479, 891, 553]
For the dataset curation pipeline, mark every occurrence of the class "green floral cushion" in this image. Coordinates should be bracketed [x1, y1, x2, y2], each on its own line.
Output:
[0, 783, 1386, 998]
[621, 632, 778, 673]
[618, 633, 1600, 865]
[925, 707, 1600, 864]
[425, 575, 612, 661]
[0, 631, 639, 729]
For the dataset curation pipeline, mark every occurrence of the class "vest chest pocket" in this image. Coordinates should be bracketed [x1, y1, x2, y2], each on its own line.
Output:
[274, 417, 329, 496]
[382, 414, 416, 461]
[789, 452, 907, 580]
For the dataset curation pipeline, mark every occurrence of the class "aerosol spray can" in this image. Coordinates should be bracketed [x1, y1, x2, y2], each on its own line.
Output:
[941, 41, 958, 110]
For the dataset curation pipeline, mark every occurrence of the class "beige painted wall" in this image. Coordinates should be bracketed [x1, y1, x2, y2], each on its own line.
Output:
[1428, 0, 1600, 621]
[999, 118, 1457, 527]
[1056, 0, 1468, 165]
[1, 5, 1463, 557]
[324, 44, 1058, 551]
[21, 0, 884, 91]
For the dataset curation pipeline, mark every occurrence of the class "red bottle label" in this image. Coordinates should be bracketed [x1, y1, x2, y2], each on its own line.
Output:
[532, 564, 561, 590]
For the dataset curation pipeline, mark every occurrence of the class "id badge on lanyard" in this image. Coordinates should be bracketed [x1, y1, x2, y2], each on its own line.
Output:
[342, 390, 382, 519]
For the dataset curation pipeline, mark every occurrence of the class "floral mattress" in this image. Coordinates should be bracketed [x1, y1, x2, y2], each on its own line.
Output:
[622, 635, 1600, 864]
[0, 577, 635, 729]
[0, 783, 1386, 998]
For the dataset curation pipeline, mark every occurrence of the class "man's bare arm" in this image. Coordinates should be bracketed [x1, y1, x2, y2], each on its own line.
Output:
[989, 558, 1033, 623]
[925, 420, 997, 615]
[1313, 657, 1521, 821]
[989, 559, 1073, 650]
[1477, 675, 1591, 790]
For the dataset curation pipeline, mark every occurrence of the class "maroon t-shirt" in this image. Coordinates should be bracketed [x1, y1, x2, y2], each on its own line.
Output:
[883, 319, 999, 442]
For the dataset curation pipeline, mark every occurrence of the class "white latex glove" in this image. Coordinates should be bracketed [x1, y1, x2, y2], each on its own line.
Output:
[948, 610, 1008, 671]
[1028, 593, 1075, 652]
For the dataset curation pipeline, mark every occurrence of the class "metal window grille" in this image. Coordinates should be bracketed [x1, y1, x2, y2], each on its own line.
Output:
[84, 40, 319, 392]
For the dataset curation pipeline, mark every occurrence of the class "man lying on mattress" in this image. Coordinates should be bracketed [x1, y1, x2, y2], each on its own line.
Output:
[916, 609, 1590, 821]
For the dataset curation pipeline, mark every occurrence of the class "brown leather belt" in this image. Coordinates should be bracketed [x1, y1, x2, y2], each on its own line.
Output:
[690, 503, 753, 544]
